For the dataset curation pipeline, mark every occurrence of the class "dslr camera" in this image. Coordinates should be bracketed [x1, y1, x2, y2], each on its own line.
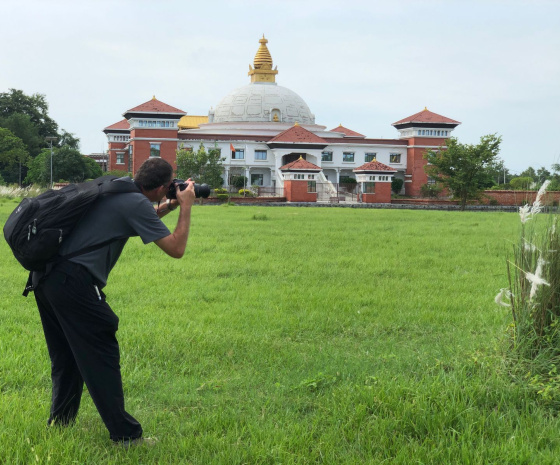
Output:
[167, 179, 211, 199]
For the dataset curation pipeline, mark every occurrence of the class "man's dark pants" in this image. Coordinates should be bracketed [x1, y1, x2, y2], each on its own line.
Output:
[34, 261, 142, 441]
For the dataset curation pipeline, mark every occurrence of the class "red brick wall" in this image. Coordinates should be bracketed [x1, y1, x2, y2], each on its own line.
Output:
[108, 142, 127, 172]
[404, 137, 446, 197]
[362, 182, 392, 203]
[483, 190, 560, 206]
[128, 127, 179, 174]
[284, 180, 318, 202]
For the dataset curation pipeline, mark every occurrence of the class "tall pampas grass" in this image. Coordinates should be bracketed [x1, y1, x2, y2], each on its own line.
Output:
[499, 181, 560, 372]
[0, 185, 44, 199]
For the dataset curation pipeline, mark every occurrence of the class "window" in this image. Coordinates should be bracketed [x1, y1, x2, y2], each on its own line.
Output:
[116, 153, 124, 164]
[308, 181, 316, 193]
[251, 174, 264, 186]
[307, 174, 315, 180]
[295, 173, 305, 180]
[365, 152, 377, 162]
[343, 152, 355, 162]
[364, 182, 375, 194]
[150, 143, 161, 158]
[322, 151, 333, 162]
[390, 153, 401, 163]
[232, 148, 245, 160]
[255, 150, 267, 160]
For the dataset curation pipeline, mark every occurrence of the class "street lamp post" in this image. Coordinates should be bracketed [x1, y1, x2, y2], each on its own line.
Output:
[45, 136, 57, 187]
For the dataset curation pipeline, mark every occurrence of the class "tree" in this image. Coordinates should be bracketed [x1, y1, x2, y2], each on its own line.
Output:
[519, 166, 537, 180]
[25, 146, 93, 186]
[0, 127, 28, 184]
[424, 134, 502, 210]
[58, 129, 80, 150]
[0, 113, 42, 184]
[0, 89, 58, 139]
[176, 143, 225, 188]
[83, 156, 103, 179]
[536, 166, 551, 184]
[25, 149, 51, 186]
[484, 158, 513, 186]
[0, 113, 42, 158]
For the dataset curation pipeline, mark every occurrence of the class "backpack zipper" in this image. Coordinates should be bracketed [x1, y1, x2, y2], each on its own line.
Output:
[59, 229, 63, 244]
[27, 219, 38, 241]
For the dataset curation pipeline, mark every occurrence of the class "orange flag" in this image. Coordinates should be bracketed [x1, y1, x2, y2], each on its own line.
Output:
[230, 143, 235, 153]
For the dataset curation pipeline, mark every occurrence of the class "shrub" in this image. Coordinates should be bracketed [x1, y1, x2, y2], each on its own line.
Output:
[391, 178, 404, 194]
[420, 183, 443, 199]
[339, 176, 357, 184]
[238, 189, 254, 197]
[510, 177, 534, 190]
[214, 188, 228, 195]
[488, 198, 499, 206]
[230, 175, 248, 190]
[107, 170, 132, 178]
[216, 194, 229, 201]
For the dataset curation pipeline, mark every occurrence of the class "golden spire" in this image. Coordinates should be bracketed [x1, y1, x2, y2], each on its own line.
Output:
[152, 95, 156, 100]
[248, 35, 278, 83]
[294, 122, 299, 126]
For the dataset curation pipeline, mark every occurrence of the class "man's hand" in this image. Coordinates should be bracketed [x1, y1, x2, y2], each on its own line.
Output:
[176, 178, 196, 209]
[155, 179, 195, 258]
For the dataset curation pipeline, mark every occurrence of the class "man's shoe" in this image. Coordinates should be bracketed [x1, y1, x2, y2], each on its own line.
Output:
[114, 437, 158, 448]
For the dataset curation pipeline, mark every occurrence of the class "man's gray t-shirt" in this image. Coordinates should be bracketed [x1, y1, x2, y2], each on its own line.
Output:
[58, 178, 170, 286]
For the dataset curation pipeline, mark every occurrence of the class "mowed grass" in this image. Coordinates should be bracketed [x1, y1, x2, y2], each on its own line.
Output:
[2, 200, 560, 464]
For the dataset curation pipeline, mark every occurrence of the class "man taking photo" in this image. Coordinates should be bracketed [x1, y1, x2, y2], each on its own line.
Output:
[32, 158, 194, 446]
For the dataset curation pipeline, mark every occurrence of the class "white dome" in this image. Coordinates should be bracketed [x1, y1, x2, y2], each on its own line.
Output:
[212, 82, 315, 124]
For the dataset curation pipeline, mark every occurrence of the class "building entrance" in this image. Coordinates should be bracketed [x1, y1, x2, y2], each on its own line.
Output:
[282, 153, 306, 165]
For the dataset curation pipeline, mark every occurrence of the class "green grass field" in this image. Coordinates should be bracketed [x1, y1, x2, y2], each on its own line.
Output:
[2, 200, 560, 464]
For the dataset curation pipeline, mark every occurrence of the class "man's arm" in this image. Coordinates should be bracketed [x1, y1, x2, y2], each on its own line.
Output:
[155, 199, 179, 218]
[155, 180, 195, 258]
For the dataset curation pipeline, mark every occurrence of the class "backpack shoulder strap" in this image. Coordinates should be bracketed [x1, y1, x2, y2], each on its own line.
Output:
[99, 178, 141, 195]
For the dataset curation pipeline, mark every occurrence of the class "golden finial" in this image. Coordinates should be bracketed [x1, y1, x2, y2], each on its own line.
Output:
[152, 95, 156, 100]
[248, 35, 278, 83]
[294, 122, 299, 126]
[424, 106, 427, 111]
[298, 155, 303, 159]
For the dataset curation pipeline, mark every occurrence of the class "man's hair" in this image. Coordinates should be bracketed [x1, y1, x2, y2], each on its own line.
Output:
[134, 158, 174, 191]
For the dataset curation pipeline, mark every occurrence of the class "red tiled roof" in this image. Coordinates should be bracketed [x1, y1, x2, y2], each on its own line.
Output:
[353, 161, 398, 172]
[392, 108, 460, 126]
[329, 124, 365, 138]
[104, 119, 130, 131]
[269, 124, 327, 144]
[280, 157, 321, 171]
[125, 97, 186, 114]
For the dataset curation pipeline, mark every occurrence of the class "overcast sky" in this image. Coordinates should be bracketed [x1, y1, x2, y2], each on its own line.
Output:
[1, 0, 558, 173]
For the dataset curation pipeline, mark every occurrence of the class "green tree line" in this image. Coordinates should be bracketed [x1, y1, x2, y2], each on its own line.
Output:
[0, 89, 101, 186]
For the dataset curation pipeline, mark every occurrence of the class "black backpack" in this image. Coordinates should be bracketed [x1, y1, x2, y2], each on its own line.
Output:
[3, 176, 140, 294]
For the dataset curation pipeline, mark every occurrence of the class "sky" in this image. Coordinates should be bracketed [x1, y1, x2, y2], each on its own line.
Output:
[1, 0, 559, 174]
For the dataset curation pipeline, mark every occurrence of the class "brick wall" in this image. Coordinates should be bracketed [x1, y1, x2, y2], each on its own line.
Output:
[482, 190, 560, 206]
[362, 182, 392, 203]
[284, 180, 318, 202]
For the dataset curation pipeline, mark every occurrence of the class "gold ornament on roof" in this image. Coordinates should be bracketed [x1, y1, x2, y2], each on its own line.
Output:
[248, 35, 279, 83]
